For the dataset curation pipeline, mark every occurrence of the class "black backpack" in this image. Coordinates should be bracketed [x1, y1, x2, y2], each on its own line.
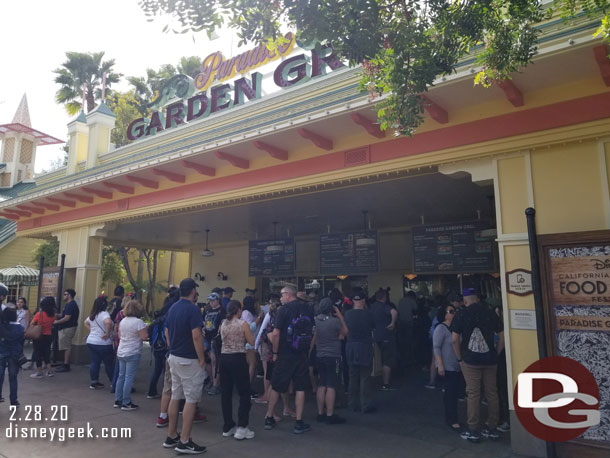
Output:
[148, 315, 167, 353]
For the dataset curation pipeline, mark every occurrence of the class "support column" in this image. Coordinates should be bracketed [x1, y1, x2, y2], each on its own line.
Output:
[493, 152, 545, 458]
[53, 224, 105, 364]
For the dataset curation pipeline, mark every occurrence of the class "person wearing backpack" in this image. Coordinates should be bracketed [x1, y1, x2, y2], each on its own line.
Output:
[264, 285, 314, 434]
[147, 310, 168, 399]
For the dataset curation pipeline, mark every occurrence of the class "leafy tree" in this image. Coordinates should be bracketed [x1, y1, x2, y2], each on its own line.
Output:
[138, 0, 604, 135]
[127, 56, 202, 113]
[101, 247, 127, 286]
[107, 90, 142, 147]
[54, 51, 121, 115]
[32, 240, 59, 267]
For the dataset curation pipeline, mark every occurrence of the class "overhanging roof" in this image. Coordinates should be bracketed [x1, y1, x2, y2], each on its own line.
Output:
[0, 123, 63, 145]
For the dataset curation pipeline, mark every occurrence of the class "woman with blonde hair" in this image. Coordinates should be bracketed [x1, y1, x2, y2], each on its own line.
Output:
[114, 300, 148, 410]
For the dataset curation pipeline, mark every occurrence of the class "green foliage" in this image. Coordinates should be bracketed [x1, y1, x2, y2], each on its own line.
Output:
[107, 90, 142, 147]
[101, 246, 127, 285]
[32, 240, 59, 268]
[127, 56, 202, 114]
[138, 1, 607, 136]
[54, 51, 122, 115]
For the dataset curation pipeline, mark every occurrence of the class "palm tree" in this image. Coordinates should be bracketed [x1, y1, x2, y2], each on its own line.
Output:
[54, 51, 121, 115]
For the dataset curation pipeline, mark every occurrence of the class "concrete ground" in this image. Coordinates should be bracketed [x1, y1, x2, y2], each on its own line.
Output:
[0, 343, 524, 458]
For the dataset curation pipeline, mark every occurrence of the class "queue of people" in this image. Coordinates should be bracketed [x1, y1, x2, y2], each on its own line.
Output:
[0, 278, 509, 454]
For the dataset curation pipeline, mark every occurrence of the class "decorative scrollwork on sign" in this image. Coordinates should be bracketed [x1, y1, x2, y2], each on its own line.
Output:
[147, 74, 195, 111]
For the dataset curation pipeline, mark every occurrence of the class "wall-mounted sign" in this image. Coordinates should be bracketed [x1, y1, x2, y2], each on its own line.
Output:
[412, 221, 496, 274]
[40, 266, 61, 298]
[127, 34, 345, 141]
[506, 268, 533, 296]
[539, 231, 610, 445]
[510, 309, 537, 330]
[320, 231, 379, 275]
[248, 238, 295, 277]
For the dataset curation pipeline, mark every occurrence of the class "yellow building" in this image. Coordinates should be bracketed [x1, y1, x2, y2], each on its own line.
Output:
[0, 12, 609, 458]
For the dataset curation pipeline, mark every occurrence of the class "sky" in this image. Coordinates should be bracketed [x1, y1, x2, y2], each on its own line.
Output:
[0, 0, 239, 172]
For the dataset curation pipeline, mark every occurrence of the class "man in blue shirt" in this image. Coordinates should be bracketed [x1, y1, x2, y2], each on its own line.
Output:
[221, 286, 234, 311]
[162, 278, 206, 455]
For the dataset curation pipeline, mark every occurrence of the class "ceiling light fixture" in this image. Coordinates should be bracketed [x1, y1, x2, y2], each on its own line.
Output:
[201, 229, 214, 257]
[266, 221, 284, 253]
[355, 210, 376, 246]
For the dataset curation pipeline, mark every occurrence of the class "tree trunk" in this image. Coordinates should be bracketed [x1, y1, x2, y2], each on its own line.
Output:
[86, 86, 96, 113]
[118, 247, 138, 293]
[168, 251, 177, 286]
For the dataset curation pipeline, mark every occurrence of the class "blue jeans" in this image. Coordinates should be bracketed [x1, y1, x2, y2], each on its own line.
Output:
[147, 350, 166, 396]
[87, 344, 114, 383]
[111, 355, 120, 391]
[115, 353, 140, 406]
[0, 356, 19, 403]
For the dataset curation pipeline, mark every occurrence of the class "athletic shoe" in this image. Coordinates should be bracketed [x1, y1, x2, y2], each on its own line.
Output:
[46, 371, 54, 377]
[89, 382, 104, 389]
[10, 401, 20, 407]
[207, 385, 221, 396]
[30, 373, 44, 379]
[254, 397, 268, 404]
[326, 414, 346, 425]
[460, 430, 481, 443]
[293, 420, 311, 434]
[193, 413, 207, 423]
[146, 394, 161, 399]
[381, 384, 396, 391]
[222, 426, 237, 437]
[55, 365, 70, 373]
[113, 400, 122, 408]
[264, 416, 276, 430]
[481, 427, 500, 440]
[234, 427, 255, 440]
[0, 397, 4, 402]
[175, 439, 206, 454]
[316, 414, 327, 423]
[121, 402, 139, 411]
[497, 422, 511, 433]
[424, 384, 436, 390]
[156, 416, 169, 428]
[162, 435, 180, 448]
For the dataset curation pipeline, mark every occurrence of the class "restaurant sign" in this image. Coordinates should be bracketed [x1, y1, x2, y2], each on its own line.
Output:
[127, 33, 345, 141]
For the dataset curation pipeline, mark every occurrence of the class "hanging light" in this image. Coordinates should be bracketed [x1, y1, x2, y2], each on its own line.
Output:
[355, 210, 376, 246]
[201, 229, 214, 257]
[265, 221, 284, 253]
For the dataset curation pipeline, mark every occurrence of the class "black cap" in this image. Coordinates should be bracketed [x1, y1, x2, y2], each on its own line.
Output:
[352, 287, 366, 301]
[179, 278, 199, 296]
[224, 287, 235, 294]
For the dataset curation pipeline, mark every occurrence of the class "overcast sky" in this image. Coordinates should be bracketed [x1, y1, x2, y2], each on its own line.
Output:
[0, 0, 239, 172]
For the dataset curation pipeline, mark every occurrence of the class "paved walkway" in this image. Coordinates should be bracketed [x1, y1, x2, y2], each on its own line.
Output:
[0, 343, 523, 458]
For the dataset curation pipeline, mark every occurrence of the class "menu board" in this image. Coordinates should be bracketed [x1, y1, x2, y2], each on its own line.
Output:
[40, 267, 61, 298]
[248, 238, 295, 277]
[412, 221, 495, 273]
[320, 231, 379, 275]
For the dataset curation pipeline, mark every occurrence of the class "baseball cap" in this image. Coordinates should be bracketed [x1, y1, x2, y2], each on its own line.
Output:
[224, 287, 235, 294]
[352, 287, 366, 301]
[462, 287, 477, 297]
[179, 278, 199, 295]
[208, 292, 220, 301]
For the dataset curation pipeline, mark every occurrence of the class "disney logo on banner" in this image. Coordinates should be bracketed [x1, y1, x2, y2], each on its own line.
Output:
[592, 258, 610, 270]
